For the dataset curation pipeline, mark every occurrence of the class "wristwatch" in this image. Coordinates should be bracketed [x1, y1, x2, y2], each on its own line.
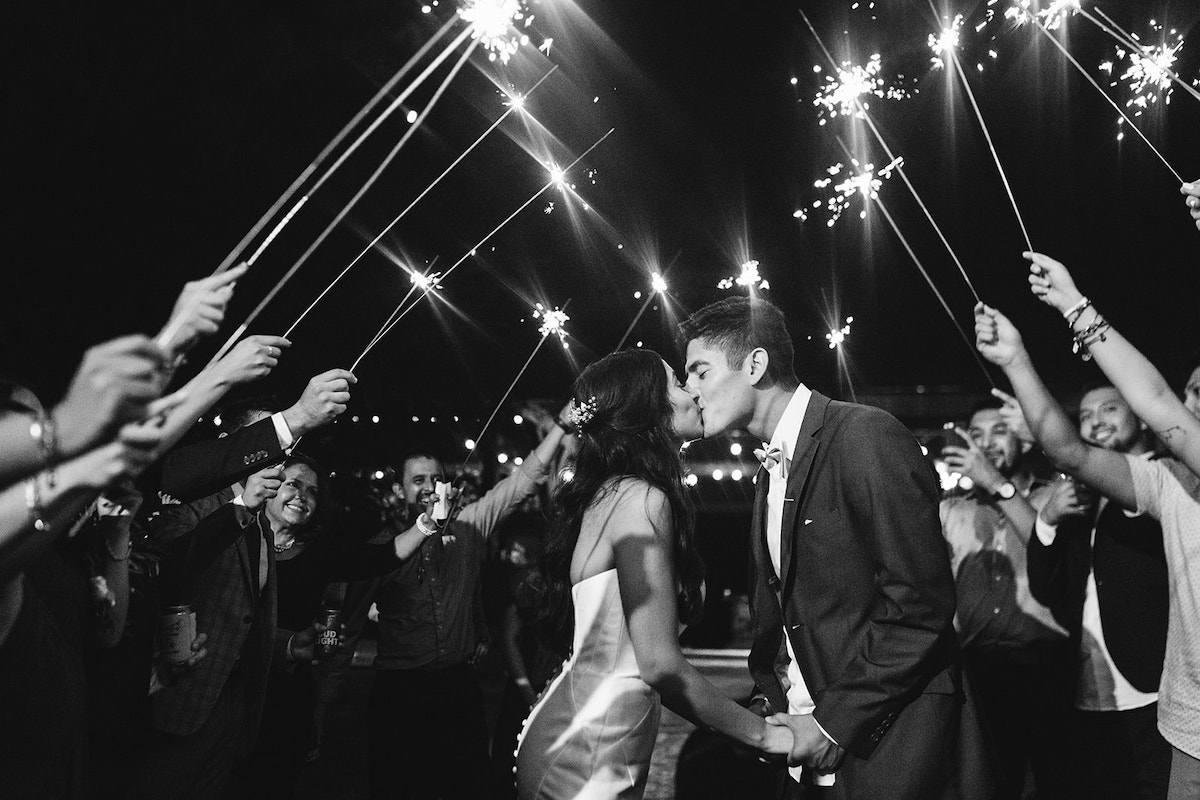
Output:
[993, 481, 1017, 501]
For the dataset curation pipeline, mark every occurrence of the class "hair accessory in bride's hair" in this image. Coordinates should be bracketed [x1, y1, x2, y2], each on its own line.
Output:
[565, 396, 598, 432]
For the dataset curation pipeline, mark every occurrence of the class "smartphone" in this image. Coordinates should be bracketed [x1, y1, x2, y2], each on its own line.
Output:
[431, 481, 451, 521]
[940, 423, 969, 452]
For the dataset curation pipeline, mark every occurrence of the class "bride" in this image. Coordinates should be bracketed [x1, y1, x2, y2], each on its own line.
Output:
[515, 349, 792, 799]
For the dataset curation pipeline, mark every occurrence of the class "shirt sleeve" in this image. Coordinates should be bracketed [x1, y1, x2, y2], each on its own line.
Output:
[1035, 515, 1058, 546]
[1125, 453, 1164, 521]
[271, 412, 294, 451]
[456, 451, 549, 540]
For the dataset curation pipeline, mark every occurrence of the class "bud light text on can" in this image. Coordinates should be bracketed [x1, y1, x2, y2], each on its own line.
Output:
[316, 606, 340, 659]
[159, 605, 196, 666]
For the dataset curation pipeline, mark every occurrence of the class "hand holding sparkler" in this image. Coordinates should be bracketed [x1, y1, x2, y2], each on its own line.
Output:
[1024, 252, 1084, 316]
[280, 369, 357, 440]
[1181, 180, 1200, 232]
[974, 302, 1028, 369]
[156, 263, 249, 356]
[53, 335, 170, 458]
[209, 335, 291, 388]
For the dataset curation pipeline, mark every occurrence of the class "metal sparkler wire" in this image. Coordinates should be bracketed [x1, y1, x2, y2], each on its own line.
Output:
[942, 47, 1035, 251]
[203, 40, 480, 371]
[281, 65, 560, 340]
[353, 128, 617, 359]
[208, 15, 461, 278]
[1034, 22, 1186, 183]
[1087, 6, 1200, 104]
[797, 9, 983, 306]
[871, 194, 998, 389]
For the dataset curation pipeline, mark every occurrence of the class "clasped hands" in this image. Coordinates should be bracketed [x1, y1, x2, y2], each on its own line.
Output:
[761, 712, 845, 773]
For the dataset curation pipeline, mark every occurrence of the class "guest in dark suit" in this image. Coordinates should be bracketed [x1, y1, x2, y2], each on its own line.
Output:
[1028, 383, 1172, 799]
[681, 297, 991, 799]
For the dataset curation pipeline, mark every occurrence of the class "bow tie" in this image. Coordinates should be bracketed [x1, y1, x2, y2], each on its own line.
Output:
[754, 445, 784, 473]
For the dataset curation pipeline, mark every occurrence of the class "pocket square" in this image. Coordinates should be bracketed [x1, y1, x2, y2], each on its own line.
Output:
[804, 518, 814, 525]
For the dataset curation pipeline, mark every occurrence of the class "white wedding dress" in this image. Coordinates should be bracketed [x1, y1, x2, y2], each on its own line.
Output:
[515, 567, 660, 799]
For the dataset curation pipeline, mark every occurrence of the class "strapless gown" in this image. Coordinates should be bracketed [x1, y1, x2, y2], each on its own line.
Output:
[515, 568, 660, 800]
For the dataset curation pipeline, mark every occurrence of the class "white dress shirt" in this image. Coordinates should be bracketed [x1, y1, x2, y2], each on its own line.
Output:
[763, 385, 836, 785]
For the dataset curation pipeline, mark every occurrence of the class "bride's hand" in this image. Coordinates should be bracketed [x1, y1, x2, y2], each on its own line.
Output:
[762, 718, 794, 756]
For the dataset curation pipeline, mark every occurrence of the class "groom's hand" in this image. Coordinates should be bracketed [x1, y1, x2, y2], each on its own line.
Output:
[767, 713, 845, 772]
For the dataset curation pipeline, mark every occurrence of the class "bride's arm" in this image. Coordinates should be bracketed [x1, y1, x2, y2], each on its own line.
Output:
[612, 482, 791, 753]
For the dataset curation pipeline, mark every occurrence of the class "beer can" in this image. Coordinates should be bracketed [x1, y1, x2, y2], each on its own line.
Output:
[316, 606, 340, 659]
[159, 605, 196, 666]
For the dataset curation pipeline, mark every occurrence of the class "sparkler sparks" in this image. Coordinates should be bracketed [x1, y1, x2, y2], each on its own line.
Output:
[813, 157, 903, 226]
[1108, 24, 1190, 115]
[459, 0, 529, 63]
[718, 260, 770, 291]
[533, 303, 570, 348]
[812, 54, 911, 124]
[651, 272, 668, 294]
[410, 269, 444, 291]
[929, 15, 964, 69]
[826, 316, 854, 349]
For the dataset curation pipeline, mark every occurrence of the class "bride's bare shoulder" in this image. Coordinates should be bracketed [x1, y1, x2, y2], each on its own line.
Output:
[588, 477, 670, 541]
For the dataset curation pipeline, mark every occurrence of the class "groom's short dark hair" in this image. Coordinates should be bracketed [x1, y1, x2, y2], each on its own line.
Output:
[678, 296, 798, 385]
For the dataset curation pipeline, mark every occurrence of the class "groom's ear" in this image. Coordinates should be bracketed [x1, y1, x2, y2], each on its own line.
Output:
[746, 348, 769, 386]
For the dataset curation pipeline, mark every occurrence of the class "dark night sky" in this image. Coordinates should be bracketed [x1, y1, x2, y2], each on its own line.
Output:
[6, 0, 1198, 465]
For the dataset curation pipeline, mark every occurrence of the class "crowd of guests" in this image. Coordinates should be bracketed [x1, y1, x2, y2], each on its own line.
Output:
[0, 183, 1197, 800]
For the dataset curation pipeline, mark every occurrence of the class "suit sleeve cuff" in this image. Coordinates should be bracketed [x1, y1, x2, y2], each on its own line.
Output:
[814, 717, 839, 746]
[271, 412, 295, 452]
[1035, 515, 1058, 546]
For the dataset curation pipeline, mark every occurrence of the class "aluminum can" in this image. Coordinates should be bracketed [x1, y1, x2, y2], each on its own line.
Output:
[159, 605, 196, 666]
[316, 607, 341, 659]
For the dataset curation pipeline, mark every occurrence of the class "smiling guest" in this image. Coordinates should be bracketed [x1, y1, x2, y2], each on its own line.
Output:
[1025, 384, 1171, 800]
[240, 454, 414, 797]
[939, 395, 1071, 800]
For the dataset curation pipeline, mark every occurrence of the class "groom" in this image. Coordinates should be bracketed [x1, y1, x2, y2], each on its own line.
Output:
[680, 297, 990, 799]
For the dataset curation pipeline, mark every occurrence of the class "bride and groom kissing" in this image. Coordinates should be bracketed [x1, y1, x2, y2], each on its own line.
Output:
[515, 296, 991, 800]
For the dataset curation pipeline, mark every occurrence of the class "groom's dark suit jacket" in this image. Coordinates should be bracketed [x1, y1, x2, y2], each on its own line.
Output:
[747, 391, 992, 799]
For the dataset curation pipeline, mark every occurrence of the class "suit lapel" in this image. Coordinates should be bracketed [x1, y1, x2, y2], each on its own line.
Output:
[779, 391, 829, 600]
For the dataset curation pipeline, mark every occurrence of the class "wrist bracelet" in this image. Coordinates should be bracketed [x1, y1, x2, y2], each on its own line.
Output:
[30, 412, 59, 489]
[25, 475, 48, 532]
[415, 514, 438, 537]
[1064, 297, 1092, 327]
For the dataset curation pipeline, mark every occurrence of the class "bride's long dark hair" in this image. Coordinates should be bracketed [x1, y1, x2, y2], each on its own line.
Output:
[538, 349, 705, 650]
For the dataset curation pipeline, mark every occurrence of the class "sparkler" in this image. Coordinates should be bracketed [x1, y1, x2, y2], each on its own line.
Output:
[613, 269, 672, 352]
[826, 317, 853, 349]
[813, 54, 911, 125]
[451, 298, 573, 518]
[1032, 21, 1186, 182]
[928, 14, 964, 71]
[799, 10, 983, 304]
[459, 0, 530, 63]
[203, 15, 462, 280]
[873, 195, 998, 389]
[205, 40, 480, 370]
[929, 4, 1034, 250]
[280, 66, 558, 340]
[1106, 24, 1197, 114]
[349, 128, 616, 361]
[532, 303, 570, 348]
[1090, 7, 1200, 103]
[718, 259, 770, 291]
[813, 157, 902, 226]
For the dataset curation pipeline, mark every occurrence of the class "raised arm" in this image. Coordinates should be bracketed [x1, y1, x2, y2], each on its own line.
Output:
[974, 302, 1136, 508]
[1025, 251, 1200, 475]
[611, 482, 791, 754]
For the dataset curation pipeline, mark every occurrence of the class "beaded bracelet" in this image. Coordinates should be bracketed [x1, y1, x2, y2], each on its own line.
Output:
[415, 514, 438, 537]
[1071, 315, 1111, 362]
